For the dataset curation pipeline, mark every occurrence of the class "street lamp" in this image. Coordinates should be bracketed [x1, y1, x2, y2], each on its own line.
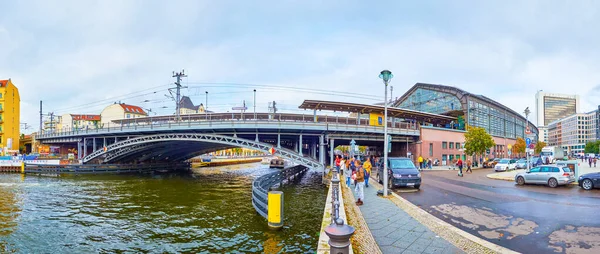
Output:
[254, 89, 257, 120]
[379, 69, 393, 196]
[524, 107, 531, 170]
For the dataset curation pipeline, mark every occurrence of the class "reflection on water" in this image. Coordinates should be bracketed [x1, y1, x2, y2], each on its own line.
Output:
[0, 163, 326, 253]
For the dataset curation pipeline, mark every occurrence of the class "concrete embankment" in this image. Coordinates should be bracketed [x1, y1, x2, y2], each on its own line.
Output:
[191, 157, 263, 167]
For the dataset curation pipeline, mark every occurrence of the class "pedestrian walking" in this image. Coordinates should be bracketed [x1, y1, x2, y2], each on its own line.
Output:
[355, 165, 365, 206]
[457, 158, 463, 176]
[341, 157, 350, 186]
[335, 155, 341, 173]
[428, 158, 433, 169]
[589, 157, 593, 168]
[594, 158, 597, 167]
[364, 156, 372, 188]
[466, 159, 472, 173]
[418, 156, 424, 170]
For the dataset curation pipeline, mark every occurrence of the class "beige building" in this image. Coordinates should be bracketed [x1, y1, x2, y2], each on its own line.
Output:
[100, 103, 147, 127]
[59, 114, 101, 131]
[547, 110, 597, 155]
[179, 96, 207, 115]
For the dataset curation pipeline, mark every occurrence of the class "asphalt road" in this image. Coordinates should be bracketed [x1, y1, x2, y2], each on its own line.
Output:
[390, 169, 600, 254]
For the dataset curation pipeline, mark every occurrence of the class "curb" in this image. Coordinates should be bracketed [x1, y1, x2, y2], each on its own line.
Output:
[370, 180, 518, 254]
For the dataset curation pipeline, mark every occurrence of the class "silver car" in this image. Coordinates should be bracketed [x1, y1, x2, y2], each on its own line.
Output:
[515, 166, 575, 188]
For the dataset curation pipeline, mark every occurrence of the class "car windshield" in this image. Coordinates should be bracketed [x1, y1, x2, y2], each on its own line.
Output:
[389, 159, 416, 169]
[499, 159, 510, 164]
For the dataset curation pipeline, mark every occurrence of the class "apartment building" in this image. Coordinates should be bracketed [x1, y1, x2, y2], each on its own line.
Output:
[547, 110, 597, 154]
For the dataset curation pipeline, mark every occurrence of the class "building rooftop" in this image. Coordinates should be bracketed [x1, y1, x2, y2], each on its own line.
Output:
[0, 80, 8, 87]
[71, 114, 101, 121]
[118, 103, 147, 115]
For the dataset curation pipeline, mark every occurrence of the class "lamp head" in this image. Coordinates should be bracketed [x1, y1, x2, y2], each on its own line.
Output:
[379, 70, 393, 83]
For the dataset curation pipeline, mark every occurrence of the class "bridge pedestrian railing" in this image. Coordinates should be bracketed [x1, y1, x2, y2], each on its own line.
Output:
[251, 165, 309, 219]
[36, 112, 419, 139]
[23, 162, 190, 174]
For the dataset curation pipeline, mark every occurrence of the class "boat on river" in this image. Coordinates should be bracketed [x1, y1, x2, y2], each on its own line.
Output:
[269, 158, 285, 169]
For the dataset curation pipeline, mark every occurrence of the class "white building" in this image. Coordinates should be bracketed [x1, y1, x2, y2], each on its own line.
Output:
[100, 103, 147, 127]
[59, 114, 101, 131]
[535, 91, 579, 143]
[547, 110, 597, 155]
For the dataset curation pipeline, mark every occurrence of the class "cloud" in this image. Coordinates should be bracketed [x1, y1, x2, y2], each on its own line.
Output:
[2, 1, 600, 133]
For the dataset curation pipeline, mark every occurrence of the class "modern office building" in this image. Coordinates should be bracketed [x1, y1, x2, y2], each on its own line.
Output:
[547, 110, 597, 155]
[535, 91, 579, 143]
[0, 79, 20, 152]
[393, 83, 538, 141]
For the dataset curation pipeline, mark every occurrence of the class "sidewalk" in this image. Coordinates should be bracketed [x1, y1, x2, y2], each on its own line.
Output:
[354, 184, 463, 254]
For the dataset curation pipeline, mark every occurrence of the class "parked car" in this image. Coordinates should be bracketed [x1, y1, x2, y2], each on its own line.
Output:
[483, 158, 500, 168]
[515, 159, 528, 169]
[530, 157, 543, 167]
[578, 172, 600, 190]
[377, 157, 421, 189]
[515, 166, 575, 188]
[494, 159, 517, 172]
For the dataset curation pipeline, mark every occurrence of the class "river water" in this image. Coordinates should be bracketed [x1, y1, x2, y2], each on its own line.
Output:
[0, 163, 326, 253]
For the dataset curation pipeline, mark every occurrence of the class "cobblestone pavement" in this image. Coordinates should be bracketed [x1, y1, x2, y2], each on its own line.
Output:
[354, 184, 464, 254]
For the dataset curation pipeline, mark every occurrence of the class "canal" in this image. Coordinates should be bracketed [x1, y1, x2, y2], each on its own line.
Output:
[0, 163, 327, 253]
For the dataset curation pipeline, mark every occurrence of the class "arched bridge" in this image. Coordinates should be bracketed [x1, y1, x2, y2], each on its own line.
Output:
[83, 133, 323, 170]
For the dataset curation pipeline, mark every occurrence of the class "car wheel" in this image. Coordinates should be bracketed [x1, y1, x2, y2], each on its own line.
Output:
[548, 178, 558, 188]
[582, 179, 594, 190]
[517, 176, 525, 185]
[414, 184, 420, 189]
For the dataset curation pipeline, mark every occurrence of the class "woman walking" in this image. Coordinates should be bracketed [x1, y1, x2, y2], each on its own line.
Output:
[355, 164, 365, 206]
[363, 156, 372, 188]
[341, 157, 350, 186]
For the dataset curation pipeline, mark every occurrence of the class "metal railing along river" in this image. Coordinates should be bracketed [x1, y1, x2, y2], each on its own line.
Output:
[251, 165, 309, 227]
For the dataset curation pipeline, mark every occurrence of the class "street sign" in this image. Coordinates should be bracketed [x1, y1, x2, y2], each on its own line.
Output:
[529, 144, 535, 149]
[526, 138, 531, 147]
[508, 150, 512, 156]
[269, 147, 276, 155]
[507, 144, 512, 150]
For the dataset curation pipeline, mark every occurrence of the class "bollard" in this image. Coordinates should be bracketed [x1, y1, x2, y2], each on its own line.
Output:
[325, 218, 355, 254]
[21, 162, 25, 174]
[267, 191, 284, 229]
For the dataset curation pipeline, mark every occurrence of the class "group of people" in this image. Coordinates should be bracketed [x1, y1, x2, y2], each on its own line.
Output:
[416, 156, 437, 170]
[584, 156, 598, 167]
[335, 155, 381, 206]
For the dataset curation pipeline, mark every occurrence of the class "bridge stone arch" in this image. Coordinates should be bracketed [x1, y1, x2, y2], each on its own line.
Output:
[83, 133, 324, 171]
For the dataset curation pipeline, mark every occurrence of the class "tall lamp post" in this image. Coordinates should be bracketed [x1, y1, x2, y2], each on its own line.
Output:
[253, 89, 257, 120]
[379, 70, 393, 196]
[524, 107, 531, 170]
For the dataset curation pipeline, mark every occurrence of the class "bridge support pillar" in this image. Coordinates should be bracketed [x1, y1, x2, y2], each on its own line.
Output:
[330, 138, 335, 169]
[319, 135, 325, 168]
[312, 140, 317, 159]
[277, 134, 281, 149]
[313, 109, 317, 122]
[83, 138, 88, 159]
[299, 134, 303, 156]
[103, 137, 106, 148]
[77, 141, 82, 160]
[255, 133, 259, 142]
[93, 138, 96, 153]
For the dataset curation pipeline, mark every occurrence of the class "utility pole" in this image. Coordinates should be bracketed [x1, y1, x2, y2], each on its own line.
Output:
[39, 100, 43, 132]
[49, 112, 55, 131]
[172, 70, 187, 122]
[390, 86, 394, 104]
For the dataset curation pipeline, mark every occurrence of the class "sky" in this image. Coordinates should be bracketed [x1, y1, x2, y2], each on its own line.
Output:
[2, 0, 600, 134]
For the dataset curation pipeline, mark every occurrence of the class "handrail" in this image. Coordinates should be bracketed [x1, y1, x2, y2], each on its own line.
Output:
[251, 165, 309, 219]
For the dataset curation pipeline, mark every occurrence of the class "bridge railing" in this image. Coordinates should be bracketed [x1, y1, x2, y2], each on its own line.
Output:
[37, 112, 419, 139]
[251, 165, 309, 219]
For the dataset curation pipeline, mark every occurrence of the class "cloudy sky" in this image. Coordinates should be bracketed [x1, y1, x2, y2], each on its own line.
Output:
[2, 0, 600, 134]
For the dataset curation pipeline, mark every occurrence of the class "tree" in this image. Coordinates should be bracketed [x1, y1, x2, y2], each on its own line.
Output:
[464, 126, 495, 157]
[534, 141, 547, 154]
[358, 146, 367, 154]
[512, 137, 526, 157]
[584, 141, 600, 154]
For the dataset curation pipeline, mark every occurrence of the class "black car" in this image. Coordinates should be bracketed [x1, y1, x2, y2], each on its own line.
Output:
[578, 172, 600, 190]
[376, 157, 421, 189]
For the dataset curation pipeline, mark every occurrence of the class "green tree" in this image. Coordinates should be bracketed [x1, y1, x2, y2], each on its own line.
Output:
[512, 137, 526, 156]
[464, 126, 495, 157]
[584, 141, 600, 154]
[534, 141, 547, 154]
[358, 146, 367, 154]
